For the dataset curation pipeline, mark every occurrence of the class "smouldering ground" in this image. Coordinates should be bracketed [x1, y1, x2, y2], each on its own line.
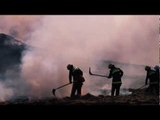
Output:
[0, 89, 159, 105]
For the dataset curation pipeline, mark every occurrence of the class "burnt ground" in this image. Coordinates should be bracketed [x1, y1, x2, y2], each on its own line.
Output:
[0, 88, 159, 106]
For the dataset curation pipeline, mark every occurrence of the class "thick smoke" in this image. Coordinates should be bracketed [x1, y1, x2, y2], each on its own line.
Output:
[0, 15, 159, 100]
[0, 15, 41, 40]
[0, 82, 13, 102]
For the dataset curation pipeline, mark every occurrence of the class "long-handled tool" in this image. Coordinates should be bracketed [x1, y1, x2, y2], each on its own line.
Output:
[135, 84, 147, 91]
[130, 84, 148, 94]
[52, 83, 71, 96]
[89, 67, 108, 78]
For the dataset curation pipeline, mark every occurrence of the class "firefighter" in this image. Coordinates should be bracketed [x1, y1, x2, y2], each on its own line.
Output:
[154, 65, 159, 95]
[107, 64, 123, 96]
[145, 66, 158, 95]
[67, 64, 85, 98]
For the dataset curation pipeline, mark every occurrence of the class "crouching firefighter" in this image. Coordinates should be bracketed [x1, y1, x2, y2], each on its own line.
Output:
[107, 64, 123, 96]
[145, 66, 159, 95]
[67, 64, 85, 98]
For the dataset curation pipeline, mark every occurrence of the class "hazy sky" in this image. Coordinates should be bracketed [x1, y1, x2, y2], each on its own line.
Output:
[0, 15, 158, 65]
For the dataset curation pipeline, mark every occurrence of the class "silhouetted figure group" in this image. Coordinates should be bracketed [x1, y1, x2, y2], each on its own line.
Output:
[66, 63, 159, 98]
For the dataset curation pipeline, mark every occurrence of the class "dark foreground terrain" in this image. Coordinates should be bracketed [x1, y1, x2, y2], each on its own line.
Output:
[0, 88, 159, 106]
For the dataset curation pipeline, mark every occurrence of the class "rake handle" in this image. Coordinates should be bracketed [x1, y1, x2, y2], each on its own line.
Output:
[89, 67, 108, 78]
[55, 83, 71, 90]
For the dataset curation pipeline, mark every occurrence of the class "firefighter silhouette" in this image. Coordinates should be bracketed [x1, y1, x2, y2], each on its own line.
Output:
[107, 64, 123, 96]
[67, 64, 85, 98]
[145, 66, 159, 95]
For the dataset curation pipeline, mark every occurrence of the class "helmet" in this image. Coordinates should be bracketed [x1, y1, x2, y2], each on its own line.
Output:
[108, 64, 114, 69]
[154, 65, 159, 70]
[145, 66, 151, 71]
[67, 64, 73, 70]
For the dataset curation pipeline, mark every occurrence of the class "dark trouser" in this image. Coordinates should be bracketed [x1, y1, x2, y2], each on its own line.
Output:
[147, 84, 159, 95]
[71, 83, 83, 98]
[111, 83, 122, 96]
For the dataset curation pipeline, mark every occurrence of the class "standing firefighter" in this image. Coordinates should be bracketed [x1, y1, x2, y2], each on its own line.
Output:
[67, 64, 85, 98]
[154, 65, 159, 95]
[145, 66, 158, 95]
[107, 64, 123, 96]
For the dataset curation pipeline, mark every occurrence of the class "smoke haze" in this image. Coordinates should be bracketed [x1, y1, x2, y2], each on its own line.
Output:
[0, 15, 159, 100]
